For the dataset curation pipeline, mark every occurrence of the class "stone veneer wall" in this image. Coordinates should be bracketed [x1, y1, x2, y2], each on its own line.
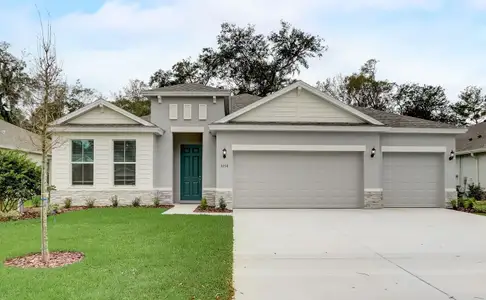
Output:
[203, 189, 216, 206]
[51, 189, 173, 206]
[445, 190, 458, 208]
[216, 190, 233, 209]
[364, 191, 383, 209]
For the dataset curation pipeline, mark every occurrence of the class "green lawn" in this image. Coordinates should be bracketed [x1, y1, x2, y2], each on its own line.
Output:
[0, 208, 233, 300]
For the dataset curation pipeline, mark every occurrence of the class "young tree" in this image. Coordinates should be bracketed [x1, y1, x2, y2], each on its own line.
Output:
[150, 21, 327, 96]
[27, 15, 65, 262]
[451, 86, 486, 125]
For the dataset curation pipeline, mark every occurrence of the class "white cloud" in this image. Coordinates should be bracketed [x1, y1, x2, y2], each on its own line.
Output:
[0, 0, 482, 101]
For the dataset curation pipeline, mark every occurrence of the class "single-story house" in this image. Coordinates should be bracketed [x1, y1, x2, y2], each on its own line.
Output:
[48, 81, 466, 209]
[0, 119, 45, 165]
[456, 122, 486, 190]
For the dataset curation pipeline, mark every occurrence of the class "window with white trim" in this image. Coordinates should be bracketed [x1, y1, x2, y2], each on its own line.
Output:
[184, 104, 192, 119]
[71, 140, 94, 185]
[199, 104, 207, 120]
[114, 140, 136, 186]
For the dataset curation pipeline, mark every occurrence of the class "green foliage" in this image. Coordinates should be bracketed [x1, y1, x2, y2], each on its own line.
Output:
[112, 79, 150, 117]
[449, 199, 458, 210]
[467, 183, 484, 201]
[152, 196, 161, 207]
[457, 198, 465, 208]
[451, 86, 486, 125]
[110, 195, 119, 207]
[0, 150, 41, 212]
[31, 195, 41, 208]
[149, 21, 326, 97]
[464, 198, 476, 209]
[132, 196, 141, 207]
[473, 201, 486, 213]
[85, 197, 96, 208]
[48, 203, 60, 214]
[218, 197, 227, 210]
[200, 197, 208, 210]
[64, 197, 72, 209]
[0, 210, 21, 221]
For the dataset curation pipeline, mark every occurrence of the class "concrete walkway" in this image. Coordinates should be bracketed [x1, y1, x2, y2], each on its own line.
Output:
[163, 204, 232, 216]
[234, 209, 486, 300]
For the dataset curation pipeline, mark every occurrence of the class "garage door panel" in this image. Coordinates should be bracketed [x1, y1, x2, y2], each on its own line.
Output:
[234, 152, 363, 208]
[383, 153, 443, 208]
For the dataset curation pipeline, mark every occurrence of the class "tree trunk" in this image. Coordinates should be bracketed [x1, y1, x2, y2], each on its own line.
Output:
[40, 140, 49, 262]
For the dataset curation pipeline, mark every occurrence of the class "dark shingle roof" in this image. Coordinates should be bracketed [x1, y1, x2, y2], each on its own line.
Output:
[353, 107, 459, 129]
[148, 83, 229, 93]
[230, 94, 262, 113]
[456, 122, 486, 152]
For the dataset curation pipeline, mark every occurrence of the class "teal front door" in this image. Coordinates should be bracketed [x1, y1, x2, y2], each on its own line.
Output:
[180, 145, 202, 200]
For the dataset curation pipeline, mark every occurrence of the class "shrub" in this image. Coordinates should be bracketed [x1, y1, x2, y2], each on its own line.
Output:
[85, 197, 96, 208]
[132, 197, 141, 207]
[449, 199, 458, 210]
[152, 196, 161, 207]
[63, 197, 72, 209]
[0, 150, 41, 212]
[31, 195, 41, 208]
[110, 195, 119, 207]
[200, 197, 208, 210]
[467, 183, 484, 201]
[456, 185, 466, 199]
[218, 197, 227, 210]
[464, 198, 476, 209]
[473, 201, 486, 213]
[0, 210, 21, 221]
[457, 198, 465, 208]
[48, 203, 60, 214]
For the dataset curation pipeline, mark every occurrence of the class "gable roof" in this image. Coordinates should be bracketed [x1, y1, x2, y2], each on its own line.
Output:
[50, 99, 155, 127]
[456, 122, 486, 153]
[0, 120, 42, 154]
[142, 83, 231, 97]
[215, 81, 384, 125]
[231, 94, 262, 113]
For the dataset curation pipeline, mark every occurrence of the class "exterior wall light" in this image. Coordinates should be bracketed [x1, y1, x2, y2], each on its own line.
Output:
[222, 148, 227, 159]
[449, 150, 455, 161]
[371, 147, 376, 158]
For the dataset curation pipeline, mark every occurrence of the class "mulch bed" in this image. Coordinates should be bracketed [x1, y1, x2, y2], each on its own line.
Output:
[0, 205, 174, 222]
[194, 206, 232, 213]
[4, 251, 84, 269]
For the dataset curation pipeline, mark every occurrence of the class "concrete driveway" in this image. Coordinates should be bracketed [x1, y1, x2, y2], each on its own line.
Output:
[233, 209, 486, 300]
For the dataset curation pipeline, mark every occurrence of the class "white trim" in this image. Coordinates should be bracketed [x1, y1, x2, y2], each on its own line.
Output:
[183, 104, 192, 120]
[215, 188, 233, 192]
[199, 104, 207, 120]
[49, 126, 164, 135]
[209, 124, 390, 133]
[364, 188, 383, 192]
[50, 99, 154, 127]
[156, 187, 172, 191]
[171, 126, 205, 133]
[215, 81, 383, 125]
[456, 148, 486, 155]
[169, 104, 178, 120]
[232, 144, 366, 152]
[381, 146, 447, 153]
[445, 188, 457, 192]
[389, 127, 467, 134]
[142, 91, 231, 97]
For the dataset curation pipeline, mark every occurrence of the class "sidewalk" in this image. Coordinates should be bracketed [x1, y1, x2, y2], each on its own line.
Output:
[163, 204, 232, 216]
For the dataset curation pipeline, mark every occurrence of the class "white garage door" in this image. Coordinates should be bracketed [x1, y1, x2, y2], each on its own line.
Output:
[383, 153, 444, 208]
[233, 151, 363, 208]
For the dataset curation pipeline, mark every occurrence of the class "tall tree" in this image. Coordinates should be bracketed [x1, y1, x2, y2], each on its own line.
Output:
[451, 86, 486, 125]
[27, 15, 64, 263]
[113, 79, 150, 117]
[393, 83, 455, 123]
[317, 59, 395, 111]
[0, 42, 30, 125]
[150, 21, 327, 96]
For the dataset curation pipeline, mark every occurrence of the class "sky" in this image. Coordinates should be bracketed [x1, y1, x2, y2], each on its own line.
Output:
[0, 0, 485, 100]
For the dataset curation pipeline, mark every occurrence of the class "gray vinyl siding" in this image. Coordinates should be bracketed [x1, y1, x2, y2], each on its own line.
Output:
[233, 151, 363, 208]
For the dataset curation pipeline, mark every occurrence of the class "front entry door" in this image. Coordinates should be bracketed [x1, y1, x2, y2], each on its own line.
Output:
[180, 145, 202, 200]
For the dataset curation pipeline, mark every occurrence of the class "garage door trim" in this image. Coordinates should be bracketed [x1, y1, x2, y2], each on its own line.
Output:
[232, 144, 366, 152]
[382, 146, 446, 153]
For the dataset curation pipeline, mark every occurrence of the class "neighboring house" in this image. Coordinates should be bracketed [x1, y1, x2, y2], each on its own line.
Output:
[456, 122, 486, 190]
[0, 119, 44, 165]
[48, 81, 466, 209]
